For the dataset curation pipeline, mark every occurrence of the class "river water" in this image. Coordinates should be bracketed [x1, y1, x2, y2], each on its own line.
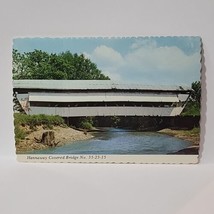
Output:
[30, 128, 192, 155]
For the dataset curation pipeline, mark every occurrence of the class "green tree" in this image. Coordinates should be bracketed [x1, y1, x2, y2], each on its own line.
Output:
[13, 92, 25, 113]
[182, 81, 201, 116]
[190, 81, 201, 105]
[12, 49, 26, 79]
[12, 49, 110, 80]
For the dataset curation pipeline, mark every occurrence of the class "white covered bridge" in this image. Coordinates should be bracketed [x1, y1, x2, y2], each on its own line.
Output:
[13, 80, 191, 117]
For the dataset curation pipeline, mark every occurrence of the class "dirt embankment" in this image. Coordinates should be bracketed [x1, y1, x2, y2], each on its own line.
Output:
[16, 126, 93, 153]
[158, 128, 200, 145]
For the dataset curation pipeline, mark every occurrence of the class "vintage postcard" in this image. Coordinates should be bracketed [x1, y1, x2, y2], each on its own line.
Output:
[13, 37, 201, 163]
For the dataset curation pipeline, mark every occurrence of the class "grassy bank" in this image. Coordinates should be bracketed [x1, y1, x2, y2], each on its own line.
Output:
[158, 127, 200, 145]
[14, 113, 93, 153]
[14, 113, 66, 144]
[14, 113, 65, 127]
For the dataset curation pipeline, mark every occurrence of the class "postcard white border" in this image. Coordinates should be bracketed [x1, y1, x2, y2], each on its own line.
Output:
[17, 154, 198, 164]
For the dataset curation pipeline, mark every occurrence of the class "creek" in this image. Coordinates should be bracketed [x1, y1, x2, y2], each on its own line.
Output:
[30, 128, 192, 155]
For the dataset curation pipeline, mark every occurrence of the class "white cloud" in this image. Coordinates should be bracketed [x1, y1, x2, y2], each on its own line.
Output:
[84, 43, 201, 86]
[125, 45, 201, 85]
[84, 45, 125, 81]
[126, 46, 200, 74]
[92, 45, 124, 67]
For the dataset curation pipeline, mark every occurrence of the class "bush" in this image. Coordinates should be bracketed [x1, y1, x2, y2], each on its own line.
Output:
[79, 121, 93, 130]
[14, 113, 65, 128]
[14, 113, 66, 143]
[182, 102, 200, 116]
[79, 117, 94, 130]
[14, 124, 26, 144]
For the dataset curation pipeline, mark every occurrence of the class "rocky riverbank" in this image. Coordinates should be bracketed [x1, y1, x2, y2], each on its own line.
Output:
[16, 125, 93, 153]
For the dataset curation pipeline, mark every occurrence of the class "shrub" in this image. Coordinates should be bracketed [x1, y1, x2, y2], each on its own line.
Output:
[79, 117, 94, 130]
[14, 124, 26, 144]
[14, 113, 65, 128]
[14, 113, 66, 143]
[79, 121, 93, 130]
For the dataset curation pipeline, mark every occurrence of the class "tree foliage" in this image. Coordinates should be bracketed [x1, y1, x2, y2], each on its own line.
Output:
[13, 92, 25, 113]
[12, 49, 110, 80]
[182, 81, 201, 116]
[189, 81, 201, 105]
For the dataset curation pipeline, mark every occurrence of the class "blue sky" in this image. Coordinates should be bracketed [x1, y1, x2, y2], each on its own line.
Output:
[13, 37, 201, 86]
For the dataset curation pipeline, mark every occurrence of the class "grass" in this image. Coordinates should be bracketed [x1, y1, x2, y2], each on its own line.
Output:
[14, 124, 27, 144]
[14, 113, 65, 127]
[183, 127, 200, 136]
[158, 127, 200, 145]
[14, 113, 66, 143]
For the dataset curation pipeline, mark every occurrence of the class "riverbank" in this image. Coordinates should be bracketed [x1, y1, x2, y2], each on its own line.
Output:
[158, 128, 200, 145]
[16, 125, 93, 153]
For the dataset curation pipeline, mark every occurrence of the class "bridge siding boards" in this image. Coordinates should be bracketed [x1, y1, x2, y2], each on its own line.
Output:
[29, 106, 183, 117]
[13, 80, 191, 117]
[28, 92, 182, 103]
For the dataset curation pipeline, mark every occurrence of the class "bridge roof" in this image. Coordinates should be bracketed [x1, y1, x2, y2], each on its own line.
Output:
[13, 80, 191, 92]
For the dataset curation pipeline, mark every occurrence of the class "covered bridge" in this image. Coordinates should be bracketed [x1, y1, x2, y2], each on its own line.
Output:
[13, 80, 191, 117]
